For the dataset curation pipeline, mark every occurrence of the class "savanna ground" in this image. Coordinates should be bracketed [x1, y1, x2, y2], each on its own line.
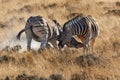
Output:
[0, 0, 120, 80]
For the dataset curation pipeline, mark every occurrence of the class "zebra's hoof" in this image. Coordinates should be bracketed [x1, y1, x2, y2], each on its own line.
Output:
[38, 49, 43, 53]
[38, 48, 47, 53]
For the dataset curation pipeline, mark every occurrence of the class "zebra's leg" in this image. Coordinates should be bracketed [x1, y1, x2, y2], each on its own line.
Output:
[40, 34, 48, 50]
[78, 35, 88, 55]
[83, 44, 88, 55]
[27, 38, 32, 51]
[25, 30, 32, 51]
[90, 38, 95, 53]
[50, 39, 58, 49]
[46, 43, 51, 49]
[83, 35, 91, 55]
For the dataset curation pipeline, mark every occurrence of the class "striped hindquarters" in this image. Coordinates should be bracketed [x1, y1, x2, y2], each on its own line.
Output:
[26, 16, 49, 38]
[85, 15, 99, 38]
[25, 16, 61, 40]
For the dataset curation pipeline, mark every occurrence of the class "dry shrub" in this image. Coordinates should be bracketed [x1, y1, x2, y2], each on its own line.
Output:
[49, 74, 65, 80]
[5, 76, 9, 80]
[1, 0, 10, 3]
[116, 1, 120, 6]
[0, 55, 15, 63]
[109, 29, 120, 52]
[105, 9, 120, 16]
[39, 77, 48, 80]
[18, 5, 33, 13]
[15, 73, 65, 80]
[71, 74, 81, 80]
[71, 72, 92, 80]
[0, 22, 7, 28]
[43, 3, 57, 9]
[76, 54, 110, 68]
[1, 46, 11, 52]
[112, 41, 120, 52]
[8, 73, 65, 80]
[16, 73, 39, 80]
[18, 57, 26, 66]
[18, 17, 25, 23]
[95, 74, 109, 80]
[97, 1, 104, 5]
[114, 75, 120, 80]
[1, 45, 21, 53]
[12, 45, 22, 52]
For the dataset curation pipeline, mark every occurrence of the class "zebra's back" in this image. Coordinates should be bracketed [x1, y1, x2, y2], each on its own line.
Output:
[63, 15, 99, 39]
[25, 16, 61, 41]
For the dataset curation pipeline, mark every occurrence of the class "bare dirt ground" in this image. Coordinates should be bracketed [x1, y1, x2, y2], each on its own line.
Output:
[0, 0, 120, 80]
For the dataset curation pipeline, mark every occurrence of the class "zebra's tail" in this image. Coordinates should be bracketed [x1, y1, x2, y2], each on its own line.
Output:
[17, 29, 25, 40]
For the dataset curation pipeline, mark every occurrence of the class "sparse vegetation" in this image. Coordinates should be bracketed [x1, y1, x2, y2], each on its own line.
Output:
[0, 0, 120, 80]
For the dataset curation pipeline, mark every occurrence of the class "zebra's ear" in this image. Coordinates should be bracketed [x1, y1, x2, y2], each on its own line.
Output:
[52, 19, 57, 23]
[52, 19, 60, 25]
[52, 19, 61, 27]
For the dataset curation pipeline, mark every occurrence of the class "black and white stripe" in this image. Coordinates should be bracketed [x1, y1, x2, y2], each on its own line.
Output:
[17, 16, 62, 50]
[59, 15, 99, 54]
[63, 15, 99, 39]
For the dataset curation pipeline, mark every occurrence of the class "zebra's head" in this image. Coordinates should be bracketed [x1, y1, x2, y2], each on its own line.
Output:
[58, 25, 73, 48]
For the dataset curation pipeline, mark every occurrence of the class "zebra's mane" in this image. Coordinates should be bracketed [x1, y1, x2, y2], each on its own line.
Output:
[63, 14, 84, 27]
[27, 16, 43, 23]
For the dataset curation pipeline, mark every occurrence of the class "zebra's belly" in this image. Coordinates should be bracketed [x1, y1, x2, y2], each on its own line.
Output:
[77, 35, 86, 42]
[77, 32, 97, 42]
[32, 35, 42, 42]
[32, 32, 53, 42]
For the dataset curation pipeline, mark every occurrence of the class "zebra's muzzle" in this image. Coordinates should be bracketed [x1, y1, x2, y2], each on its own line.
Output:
[58, 41, 64, 48]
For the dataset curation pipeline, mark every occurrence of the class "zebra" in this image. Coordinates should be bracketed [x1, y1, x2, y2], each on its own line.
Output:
[58, 15, 100, 55]
[17, 16, 63, 50]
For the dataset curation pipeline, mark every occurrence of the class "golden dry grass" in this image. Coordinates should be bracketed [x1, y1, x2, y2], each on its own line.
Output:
[0, 0, 120, 79]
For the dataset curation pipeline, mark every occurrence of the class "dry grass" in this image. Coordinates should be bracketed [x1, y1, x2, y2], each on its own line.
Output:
[0, 0, 120, 79]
